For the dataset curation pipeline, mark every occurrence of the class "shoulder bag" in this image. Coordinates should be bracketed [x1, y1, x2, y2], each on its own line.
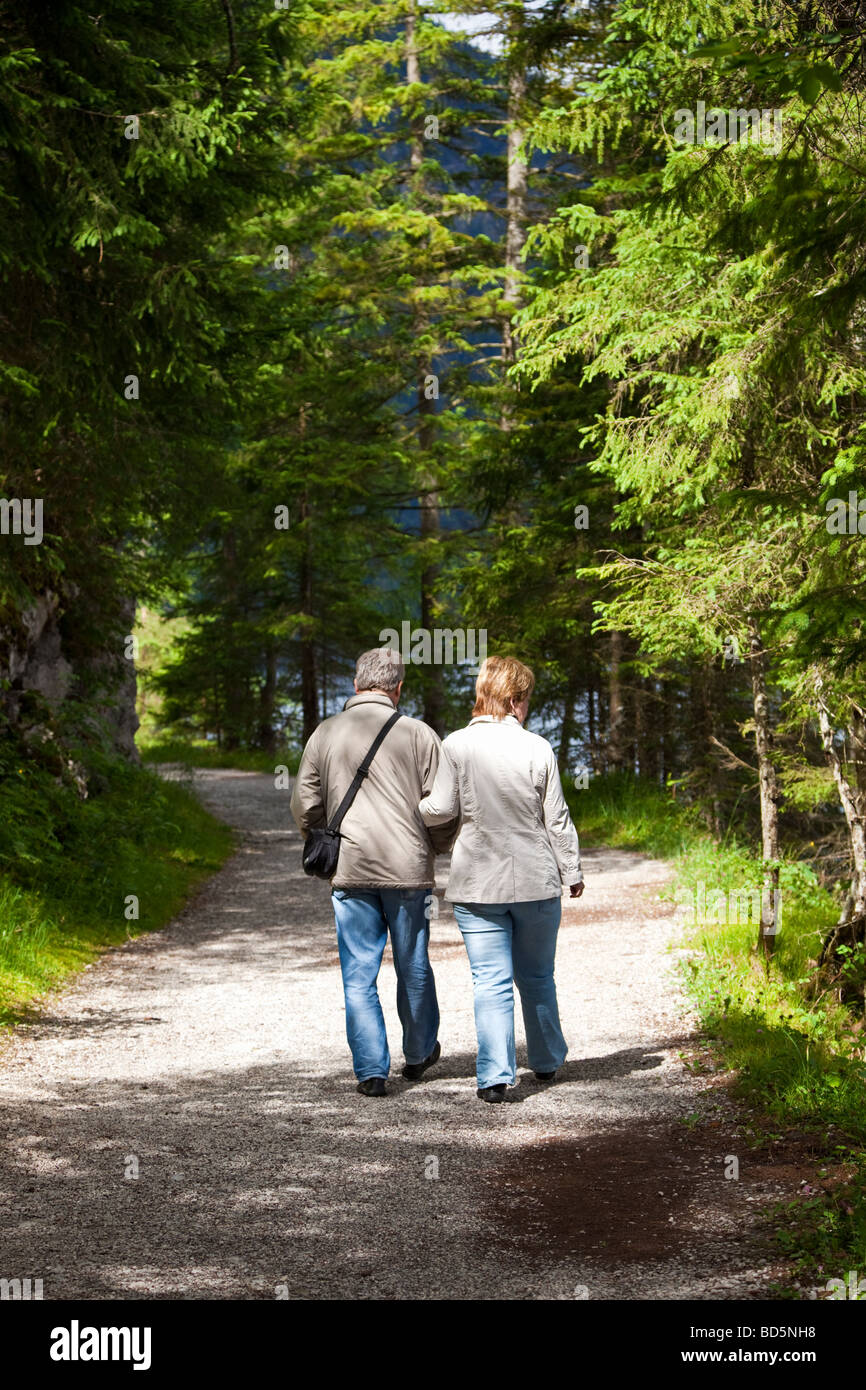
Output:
[301, 710, 402, 880]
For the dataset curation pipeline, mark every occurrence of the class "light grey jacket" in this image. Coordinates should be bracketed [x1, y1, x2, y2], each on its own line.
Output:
[418, 715, 583, 903]
[290, 692, 457, 889]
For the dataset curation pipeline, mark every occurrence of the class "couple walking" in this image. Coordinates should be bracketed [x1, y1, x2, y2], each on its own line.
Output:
[290, 648, 584, 1102]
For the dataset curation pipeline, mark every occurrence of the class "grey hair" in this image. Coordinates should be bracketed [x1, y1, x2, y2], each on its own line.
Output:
[355, 646, 405, 692]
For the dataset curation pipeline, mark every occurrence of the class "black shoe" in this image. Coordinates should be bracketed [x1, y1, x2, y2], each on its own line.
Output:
[402, 1040, 441, 1081]
[534, 1070, 557, 1082]
[477, 1084, 507, 1103]
[357, 1077, 387, 1097]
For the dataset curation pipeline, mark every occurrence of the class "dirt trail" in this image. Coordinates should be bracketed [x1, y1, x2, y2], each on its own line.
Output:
[0, 768, 796, 1299]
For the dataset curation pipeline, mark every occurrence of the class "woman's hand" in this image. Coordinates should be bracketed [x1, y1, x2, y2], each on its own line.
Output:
[569, 882, 584, 898]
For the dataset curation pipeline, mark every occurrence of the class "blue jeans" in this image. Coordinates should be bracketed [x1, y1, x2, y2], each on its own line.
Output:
[452, 897, 567, 1089]
[331, 888, 439, 1081]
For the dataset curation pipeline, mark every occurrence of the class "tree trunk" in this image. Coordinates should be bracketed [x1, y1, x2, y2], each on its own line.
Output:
[748, 617, 780, 959]
[418, 464, 444, 734]
[661, 678, 676, 787]
[222, 527, 247, 750]
[633, 674, 644, 776]
[298, 481, 318, 747]
[815, 677, 866, 984]
[559, 665, 579, 778]
[501, 4, 527, 375]
[258, 642, 277, 755]
[702, 663, 723, 836]
[625, 649, 637, 773]
[587, 667, 598, 773]
[636, 677, 660, 782]
[407, 1, 444, 734]
[608, 630, 626, 772]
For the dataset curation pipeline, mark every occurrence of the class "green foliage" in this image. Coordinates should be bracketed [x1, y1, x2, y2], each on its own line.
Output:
[773, 1165, 866, 1296]
[0, 0, 307, 751]
[139, 737, 300, 776]
[568, 764, 866, 1286]
[2, 0, 866, 1288]
[676, 828, 866, 1290]
[566, 770, 701, 857]
[0, 737, 232, 1024]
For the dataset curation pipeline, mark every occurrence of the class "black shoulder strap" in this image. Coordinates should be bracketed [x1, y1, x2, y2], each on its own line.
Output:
[328, 710, 402, 833]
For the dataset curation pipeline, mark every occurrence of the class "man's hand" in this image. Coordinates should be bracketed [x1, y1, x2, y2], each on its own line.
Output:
[569, 882, 584, 899]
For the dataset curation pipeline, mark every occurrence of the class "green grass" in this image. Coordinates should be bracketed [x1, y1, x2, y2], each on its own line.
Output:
[567, 772, 866, 1292]
[772, 1162, 866, 1296]
[674, 839, 864, 1126]
[0, 751, 233, 1026]
[566, 770, 701, 859]
[138, 735, 300, 775]
[673, 838, 866, 1293]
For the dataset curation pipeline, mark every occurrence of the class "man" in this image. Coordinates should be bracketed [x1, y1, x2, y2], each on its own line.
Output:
[290, 647, 457, 1097]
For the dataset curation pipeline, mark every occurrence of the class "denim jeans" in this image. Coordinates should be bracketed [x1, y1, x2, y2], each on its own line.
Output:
[331, 888, 439, 1081]
[452, 897, 567, 1089]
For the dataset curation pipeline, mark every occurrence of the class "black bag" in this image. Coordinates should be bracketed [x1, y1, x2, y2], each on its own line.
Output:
[301, 710, 402, 880]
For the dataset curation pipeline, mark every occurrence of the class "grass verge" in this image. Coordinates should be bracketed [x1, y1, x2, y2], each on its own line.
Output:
[676, 845, 866, 1297]
[138, 736, 299, 776]
[0, 749, 233, 1028]
[568, 772, 866, 1296]
[566, 770, 700, 859]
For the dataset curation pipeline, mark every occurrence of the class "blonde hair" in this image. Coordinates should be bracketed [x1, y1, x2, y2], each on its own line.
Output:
[473, 655, 535, 719]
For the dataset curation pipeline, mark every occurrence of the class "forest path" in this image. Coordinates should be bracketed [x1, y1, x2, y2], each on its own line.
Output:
[0, 768, 794, 1300]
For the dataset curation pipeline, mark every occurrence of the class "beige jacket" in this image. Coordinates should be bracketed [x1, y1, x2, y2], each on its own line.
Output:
[290, 692, 457, 889]
[418, 714, 583, 903]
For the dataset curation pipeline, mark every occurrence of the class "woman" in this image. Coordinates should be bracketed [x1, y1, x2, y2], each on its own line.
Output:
[419, 655, 584, 1102]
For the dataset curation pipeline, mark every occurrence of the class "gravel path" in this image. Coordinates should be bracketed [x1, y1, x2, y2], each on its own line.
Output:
[0, 768, 792, 1300]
